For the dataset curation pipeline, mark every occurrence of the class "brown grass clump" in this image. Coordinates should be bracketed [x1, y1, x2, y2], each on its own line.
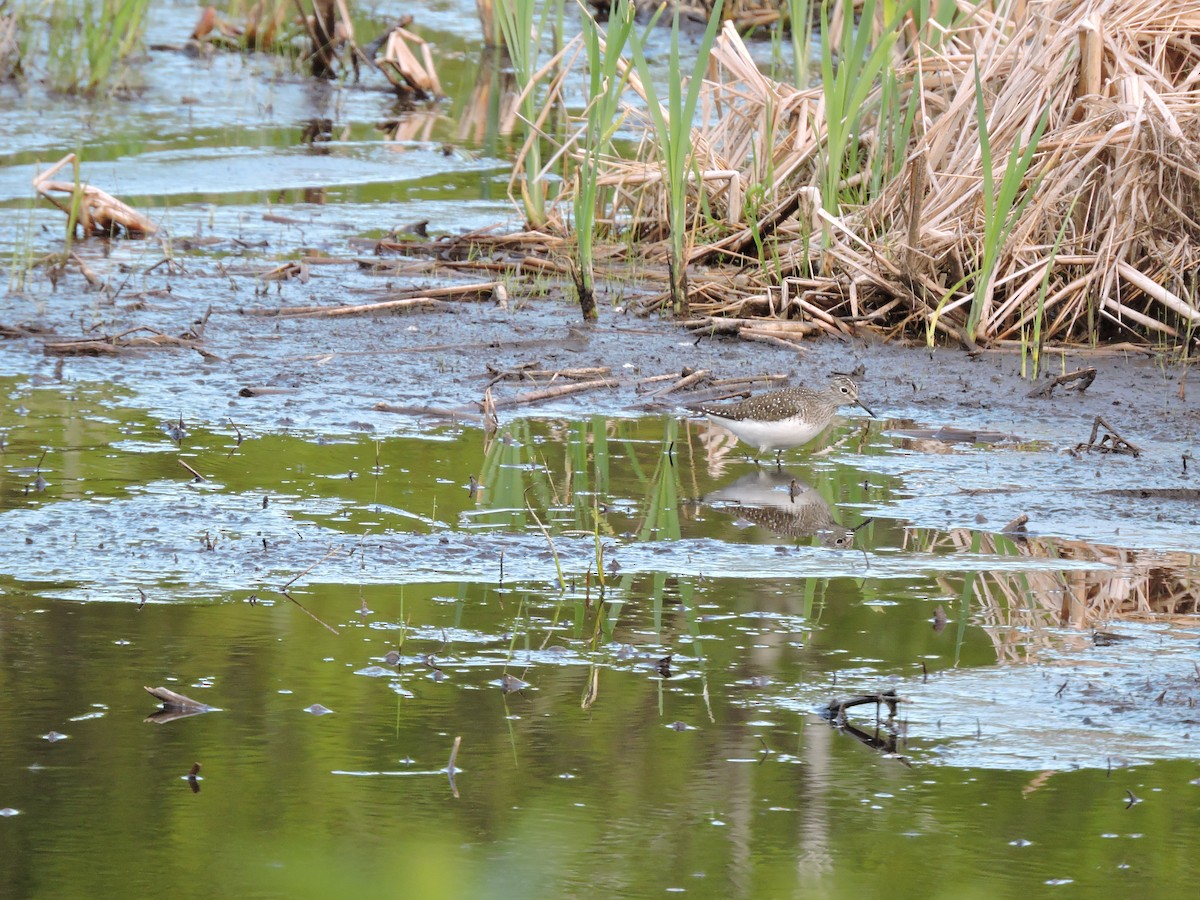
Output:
[906, 526, 1200, 663]
[517, 0, 1200, 346]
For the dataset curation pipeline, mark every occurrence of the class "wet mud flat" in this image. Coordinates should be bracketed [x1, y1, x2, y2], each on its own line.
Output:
[1, 248, 1196, 530]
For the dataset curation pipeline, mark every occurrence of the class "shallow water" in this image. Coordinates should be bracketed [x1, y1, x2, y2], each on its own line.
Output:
[2, 377, 1199, 897]
[2, 1, 1200, 896]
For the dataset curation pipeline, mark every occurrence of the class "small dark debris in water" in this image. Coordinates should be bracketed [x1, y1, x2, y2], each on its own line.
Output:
[822, 690, 907, 764]
[163, 415, 189, 443]
[262, 495, 269, 508]
[1056, 681, 1068, 698]
[1125, 789, 1141, 808]
[823, 690, 901, 721]
[384, 650, 401, 666]
[42, 731, 69, 742]
[614, 643, 635, 661]
[932, 605, 948, 633]
[1155, 689, 1168, 705]
[239, 386, 297, 398]
[499, 674, 528, 694]
[301, 118, 334, 144]
[246, 593, 258, 606]
[187, 762, 202, 794]
[423, 657, 447, 681]
[144, 686, 217, 713]
[749, 675, 772, 687]
[656, 656, 673, 678]
[31, 475, 48, 493]
[667, 721, 691, 732]
[1092, 631, 1134, 646]
[1099, 488, 1200, 501]
[304, 704, 334, 715]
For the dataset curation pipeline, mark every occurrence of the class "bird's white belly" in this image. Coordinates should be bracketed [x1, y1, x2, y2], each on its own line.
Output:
[707, 414, 826, 451]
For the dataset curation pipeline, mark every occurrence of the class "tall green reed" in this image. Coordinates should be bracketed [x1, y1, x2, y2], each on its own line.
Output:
[626, 0, 725, 317]
[42, 0, 151, 95]
[573, 0, 635, 321]
[1022, 197, 1076, 380]
[495, 0, 551, 228]
[787, 0, 812, 88]
[967, 60, 1050, 340]
[818, 0, 913, 218]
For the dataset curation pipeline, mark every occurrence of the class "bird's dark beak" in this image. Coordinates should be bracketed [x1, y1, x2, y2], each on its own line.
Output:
[857, 400, 877, 418]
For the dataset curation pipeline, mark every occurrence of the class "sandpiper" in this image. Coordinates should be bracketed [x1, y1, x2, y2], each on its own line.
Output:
[694, 374, 875, 461]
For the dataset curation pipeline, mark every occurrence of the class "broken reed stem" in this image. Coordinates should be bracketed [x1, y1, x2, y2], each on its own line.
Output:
[486, 378, 618, 410]
[447, 735, 462, 772]
[651, 368, 710, 397]
[278, 590, 340, 635]
[281, 545, 344, 590]
[177, 459, 205, 481]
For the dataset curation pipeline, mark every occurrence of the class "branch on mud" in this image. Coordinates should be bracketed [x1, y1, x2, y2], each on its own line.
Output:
[1074, 415, 1142, 457]
[373, 402, 485, 425]
[43, 327, 219, 361]
[1027, 367, 1097, 398]
[485, 378, 618, 410]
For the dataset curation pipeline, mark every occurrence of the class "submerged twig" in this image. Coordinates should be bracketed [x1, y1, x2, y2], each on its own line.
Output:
[1075, 415, 1142, 457]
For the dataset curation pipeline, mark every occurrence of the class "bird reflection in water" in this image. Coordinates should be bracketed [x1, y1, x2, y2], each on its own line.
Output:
[702, 468, 866, 548]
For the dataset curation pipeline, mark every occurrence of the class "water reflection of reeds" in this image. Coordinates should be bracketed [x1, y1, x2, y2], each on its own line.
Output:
[907, 526, 1200, 662]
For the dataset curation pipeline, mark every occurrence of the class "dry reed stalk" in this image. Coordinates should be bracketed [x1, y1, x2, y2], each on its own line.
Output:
[506, 1, 1200, 345]
[486, 378, 618, 409]
[376, 23, 442, 97]
[908, 527, 1199, 664]
[33, 154, 156, 237]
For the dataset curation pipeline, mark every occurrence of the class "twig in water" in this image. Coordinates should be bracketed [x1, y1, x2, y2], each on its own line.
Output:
[177, 459, 205, 482]
[1075, 415, 1142, 457]
[281, 545, 343, 590]
[278, 590, 340, 635]
[446, 735, 462, 799]
[487, 378, 617, 410]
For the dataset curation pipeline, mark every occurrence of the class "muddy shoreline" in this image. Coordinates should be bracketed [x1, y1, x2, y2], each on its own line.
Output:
[2, 267, 1197, 551]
